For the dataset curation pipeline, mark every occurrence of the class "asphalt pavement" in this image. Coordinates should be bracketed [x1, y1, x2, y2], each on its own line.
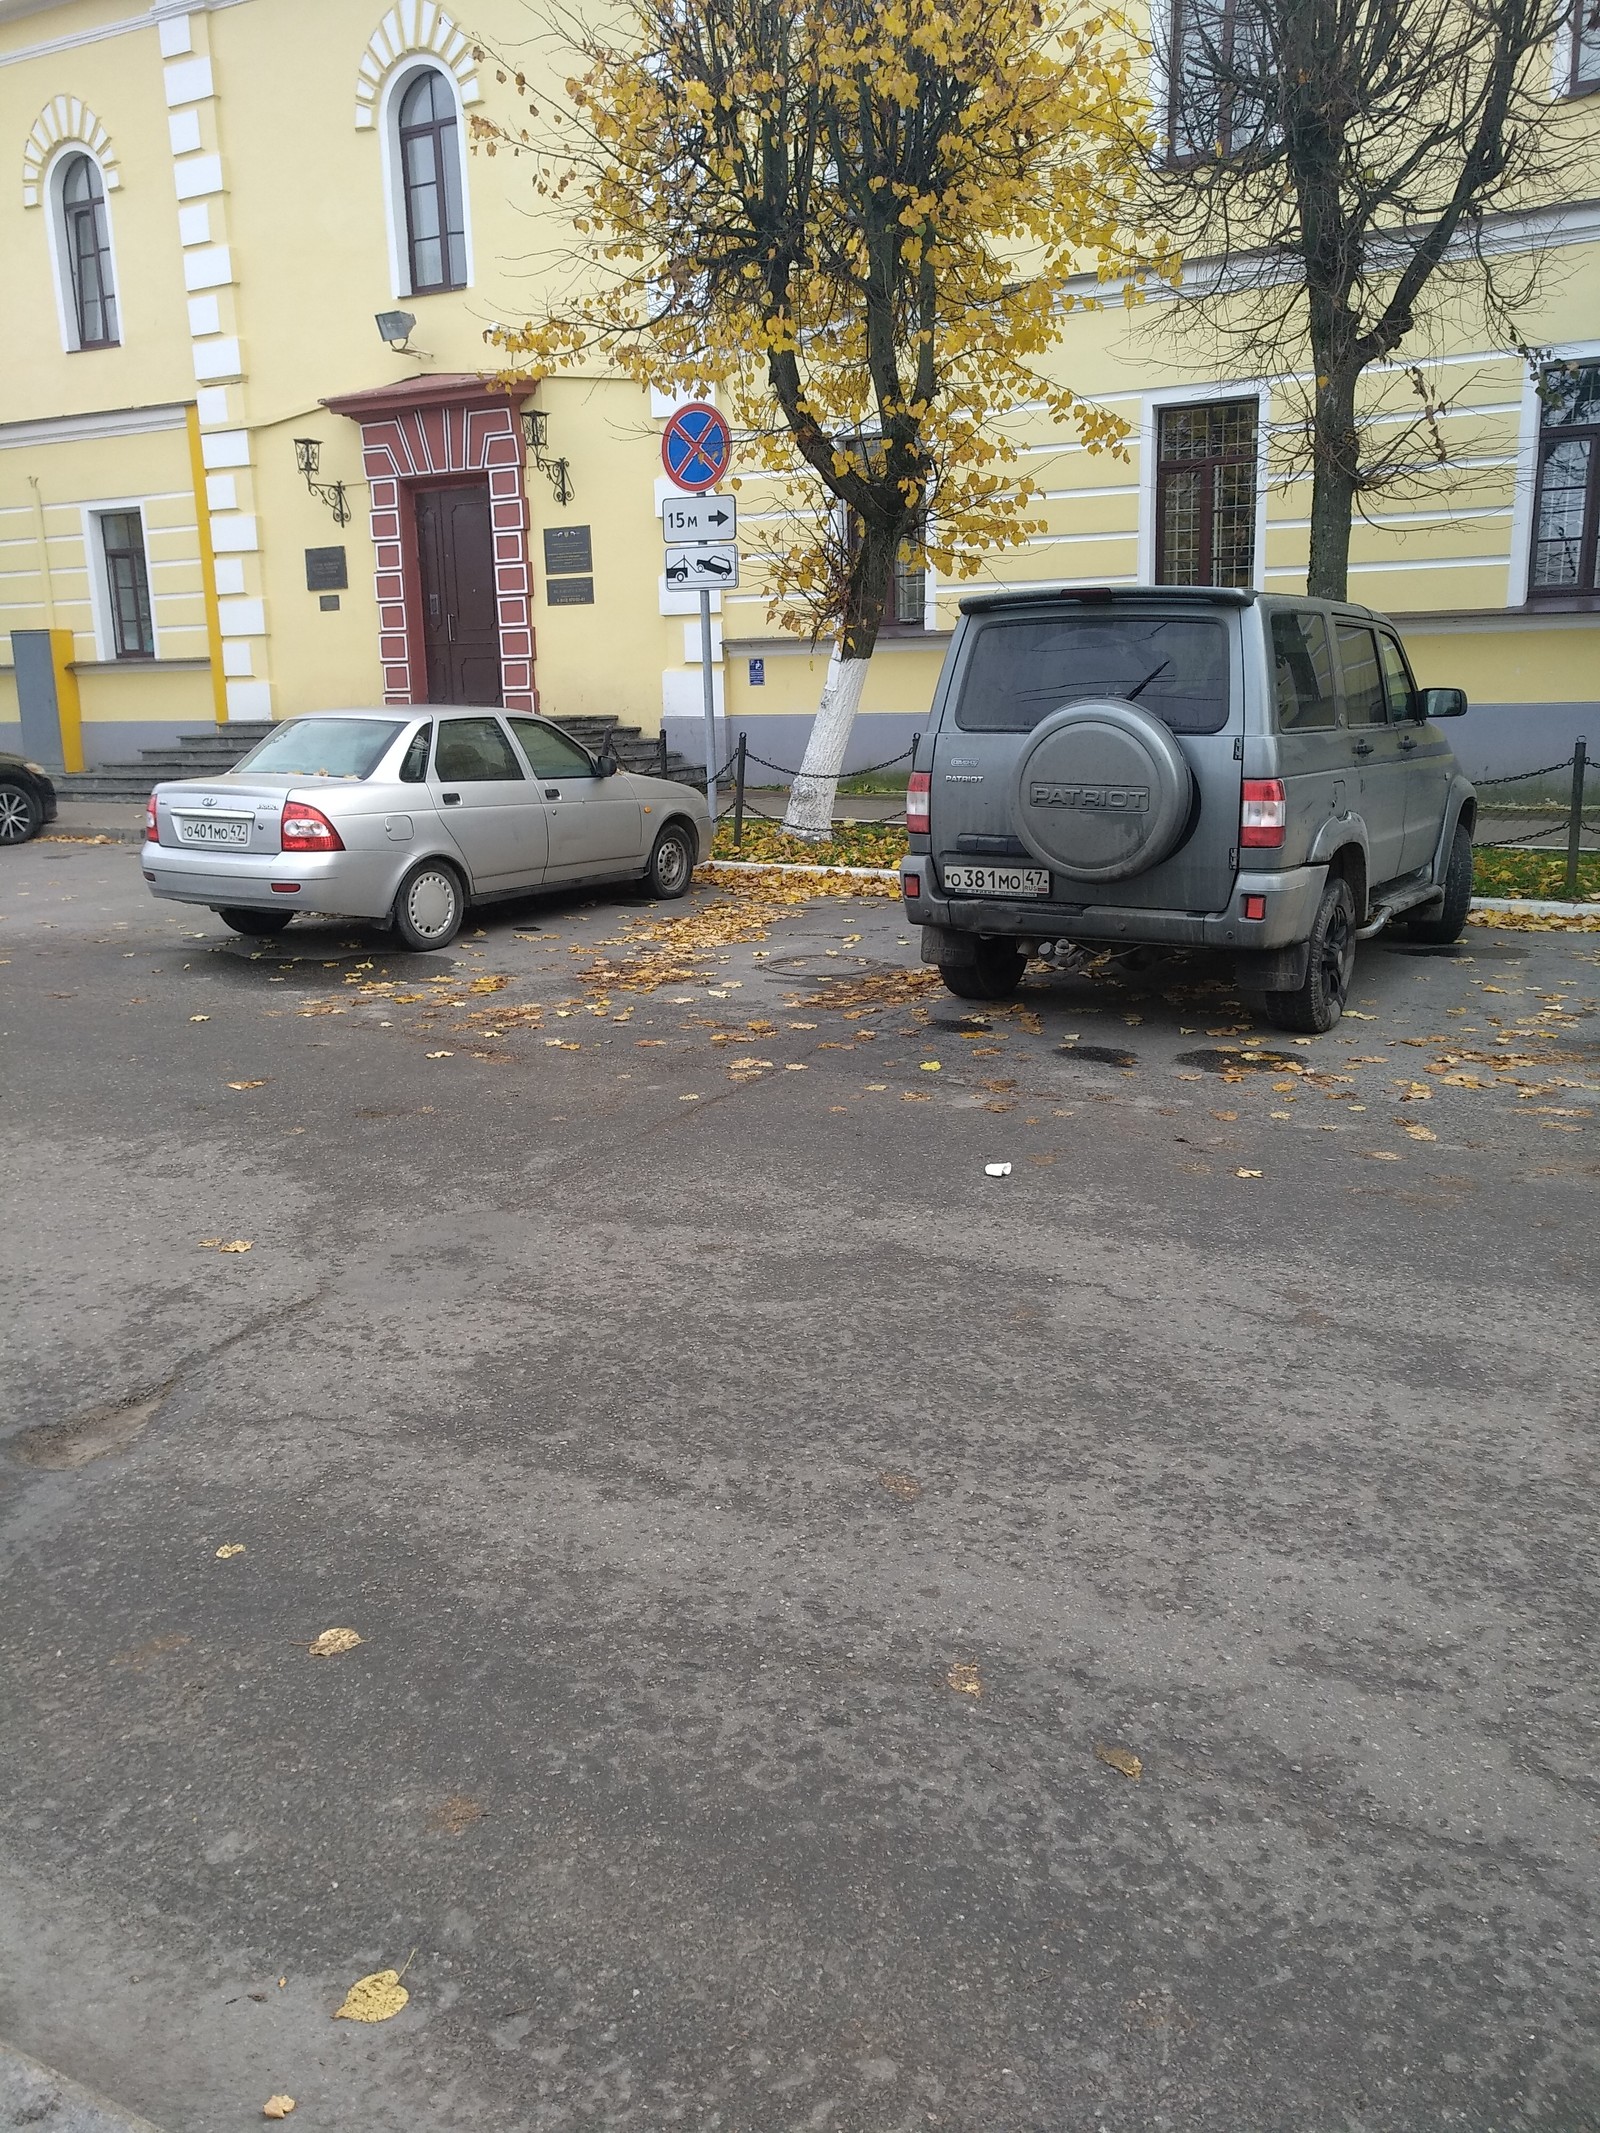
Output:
[2, 840, 1598, 2133]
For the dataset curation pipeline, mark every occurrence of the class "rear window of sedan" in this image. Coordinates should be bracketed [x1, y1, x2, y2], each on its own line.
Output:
[953, 615, 1231, 735]
[231, 718, 404, 779]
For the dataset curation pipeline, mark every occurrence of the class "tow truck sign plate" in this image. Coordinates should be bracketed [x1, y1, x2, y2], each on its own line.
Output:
[664, 544, 740, 588]
[661, 496, 737, 543]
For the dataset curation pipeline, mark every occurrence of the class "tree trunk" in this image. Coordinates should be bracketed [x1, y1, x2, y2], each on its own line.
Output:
[1306, 369, 1359, 601]
[782, 518, 897, 838]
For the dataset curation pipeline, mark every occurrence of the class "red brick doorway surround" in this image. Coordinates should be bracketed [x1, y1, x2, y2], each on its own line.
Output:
[323, 375, 538, 711]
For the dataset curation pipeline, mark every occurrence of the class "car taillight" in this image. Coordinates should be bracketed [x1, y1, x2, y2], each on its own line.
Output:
[1240, 778, 1286, 849]
[145, 794, 159, 844]
[280, 801, 345, 852]
[907, 771, 930, 833]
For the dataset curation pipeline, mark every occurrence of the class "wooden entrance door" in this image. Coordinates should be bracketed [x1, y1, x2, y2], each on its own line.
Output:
[414, 481, 501, 705]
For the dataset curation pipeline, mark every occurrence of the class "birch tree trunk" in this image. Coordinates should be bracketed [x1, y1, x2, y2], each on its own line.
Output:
[781, 644, 872, 837]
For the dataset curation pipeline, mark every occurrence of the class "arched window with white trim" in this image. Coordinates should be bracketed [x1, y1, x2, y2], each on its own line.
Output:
[57, 151, 118, 349]
[396, 68, 467, 293]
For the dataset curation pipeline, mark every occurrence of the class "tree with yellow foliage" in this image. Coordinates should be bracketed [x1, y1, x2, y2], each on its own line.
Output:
[481, 0, 1171, 834]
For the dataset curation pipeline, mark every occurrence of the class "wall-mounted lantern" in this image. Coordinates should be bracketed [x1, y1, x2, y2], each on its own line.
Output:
[293, 438, 352, 528]
[520, 408, 574, 507]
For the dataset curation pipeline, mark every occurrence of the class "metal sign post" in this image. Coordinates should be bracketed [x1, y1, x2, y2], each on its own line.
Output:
[660, 404, 737, 825]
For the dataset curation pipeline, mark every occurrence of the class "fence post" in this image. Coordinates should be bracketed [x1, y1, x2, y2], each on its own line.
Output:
[733, 731, 748, 849]
[657, 729, 668, 777]
[1565, 736, 1588, 898]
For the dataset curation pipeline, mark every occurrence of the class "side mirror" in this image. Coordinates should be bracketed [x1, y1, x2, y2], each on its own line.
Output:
[1420, 686, 1468, 720]
[595, 752, 620, 777]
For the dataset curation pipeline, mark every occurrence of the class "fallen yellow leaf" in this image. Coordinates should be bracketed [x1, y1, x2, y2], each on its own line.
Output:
[1401, 1123, 1437, 1141]
[1095, 1742, 1143, 1781]
[1235, 1168, 1263, 1179]
[946, 1662, 983, 1698]
[1364, 1150, 1403, 1161]
[262, 2098, 296, 2120]
[218, 1240, 253, 1254]
[215, 1543, 246, 1560]
[919, 1060, 942, 1072]
[333, 1965, 410, 2023]
[189, 1014, 210, 1023]
[467, 975, 509, 993]
[307, 1627, 363, 1657]
[227, 1080, 268, 1090]
[424, 1050, 454, 1060]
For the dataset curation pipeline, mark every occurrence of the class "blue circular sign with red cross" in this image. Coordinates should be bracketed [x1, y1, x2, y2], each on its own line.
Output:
[661, 401, 732, 493]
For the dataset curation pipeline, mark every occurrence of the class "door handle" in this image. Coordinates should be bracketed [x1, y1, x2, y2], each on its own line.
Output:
[442, 791, 461, 805]
[1352, 741, 1374, 757]
[543, 787, 561, 799]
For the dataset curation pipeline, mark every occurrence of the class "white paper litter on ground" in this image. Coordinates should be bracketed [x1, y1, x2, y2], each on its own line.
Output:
[985, 1162, 1012, 1178]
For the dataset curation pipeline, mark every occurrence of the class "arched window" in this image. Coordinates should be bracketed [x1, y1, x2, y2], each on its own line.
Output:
[60, 153, 118, 349]
[398, 71, 466, 292]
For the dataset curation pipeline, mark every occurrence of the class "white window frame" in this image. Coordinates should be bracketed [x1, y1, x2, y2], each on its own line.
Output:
[80, 498, 158, 661]
[1136, 379, 1273, 589]
[43, 142, 124, 354]
[1508, 336, 1600, 607]
[378, 59, 474, 300]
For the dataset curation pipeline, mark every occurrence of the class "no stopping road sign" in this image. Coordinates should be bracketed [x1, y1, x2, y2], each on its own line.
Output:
[661, 402, 732, 492]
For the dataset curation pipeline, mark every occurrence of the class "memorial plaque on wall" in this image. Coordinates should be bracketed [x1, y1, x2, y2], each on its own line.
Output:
[543, 525, 593, 576]
[305, 546, 348, 591]
[546, 576, 595, 606]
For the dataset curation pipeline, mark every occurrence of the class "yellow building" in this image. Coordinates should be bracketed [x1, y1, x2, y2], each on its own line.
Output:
[1, 0, 1596, 785]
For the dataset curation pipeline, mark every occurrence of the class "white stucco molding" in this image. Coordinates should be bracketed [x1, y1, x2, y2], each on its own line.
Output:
[21, 95, 118, 208]
[353, 1, 481, 129]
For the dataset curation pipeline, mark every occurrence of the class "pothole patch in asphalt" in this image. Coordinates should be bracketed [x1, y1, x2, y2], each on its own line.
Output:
[1058, 1043, 1139, 1069]
[15, 1385, 170, 1470]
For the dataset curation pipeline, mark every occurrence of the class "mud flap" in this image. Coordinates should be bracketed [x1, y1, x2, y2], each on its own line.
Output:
[1234, 940, 1310, 992]
[921, 925, 973, 966]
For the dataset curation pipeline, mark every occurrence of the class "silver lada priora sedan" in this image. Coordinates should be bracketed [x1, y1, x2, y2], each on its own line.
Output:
[142, 708, 711, 949]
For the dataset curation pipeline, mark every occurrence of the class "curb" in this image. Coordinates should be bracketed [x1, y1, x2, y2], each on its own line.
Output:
[1470, 895, 1599, 918]
[0, 2041, 165, 2133]
[704, 858, 902, 882]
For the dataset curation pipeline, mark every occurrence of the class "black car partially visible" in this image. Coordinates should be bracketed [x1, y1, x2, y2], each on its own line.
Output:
[0, 753, 59, 844]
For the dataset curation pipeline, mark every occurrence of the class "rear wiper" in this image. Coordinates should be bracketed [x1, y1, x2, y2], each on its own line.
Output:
[1124, 660, 1170, 701]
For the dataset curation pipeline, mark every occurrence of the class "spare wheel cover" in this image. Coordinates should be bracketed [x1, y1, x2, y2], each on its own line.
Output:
[1012, 698, 1193, 882]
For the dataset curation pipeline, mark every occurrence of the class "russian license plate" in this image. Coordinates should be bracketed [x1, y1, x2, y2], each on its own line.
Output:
[941, 862, 1051, 897]
[175, 815, 251, 847]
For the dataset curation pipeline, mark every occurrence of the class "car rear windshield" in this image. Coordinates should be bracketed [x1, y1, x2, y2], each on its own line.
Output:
[953, 614, 1231, 735]
[230, 718, 404, 780]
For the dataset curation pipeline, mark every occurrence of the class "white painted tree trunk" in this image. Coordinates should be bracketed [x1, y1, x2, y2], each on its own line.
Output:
[781, 643, 871, 838]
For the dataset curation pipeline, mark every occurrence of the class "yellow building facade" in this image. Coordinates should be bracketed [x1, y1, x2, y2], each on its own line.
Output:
[1, 0, 1596, 783]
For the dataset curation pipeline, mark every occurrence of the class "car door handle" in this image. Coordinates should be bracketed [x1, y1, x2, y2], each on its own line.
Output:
[1352, 742, 1374, 757]
[543, 787, 561, 800]
[442, 791, 461, 805]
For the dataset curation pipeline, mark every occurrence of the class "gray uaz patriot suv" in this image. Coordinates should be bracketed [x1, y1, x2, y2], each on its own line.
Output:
[900, 587, 1475, 1034]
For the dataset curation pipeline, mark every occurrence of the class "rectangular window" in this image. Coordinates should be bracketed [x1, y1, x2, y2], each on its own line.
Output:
[98, 510, 154, 658]
[891, 545, 926, 627]
[1572, 0, 1600, 91]
[1335, 622, 1388, 726]
[1528, 362, 1600, 594]
[1168, 0, 1272, 158]
[1155, 399, 1259, 587]
[1270, 610, 1338, 730]
[954, 613, 1231, 736]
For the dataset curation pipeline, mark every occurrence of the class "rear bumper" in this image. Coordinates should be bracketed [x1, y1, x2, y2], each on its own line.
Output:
[900, 859, 1327, 951]
[141, 841, 400, 919]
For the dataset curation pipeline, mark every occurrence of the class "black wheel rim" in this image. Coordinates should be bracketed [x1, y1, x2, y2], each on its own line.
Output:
[1321, 902, 1353, 1006]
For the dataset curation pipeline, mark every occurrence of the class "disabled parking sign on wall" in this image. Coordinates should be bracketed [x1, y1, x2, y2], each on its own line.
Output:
[661, 402, 732, 493]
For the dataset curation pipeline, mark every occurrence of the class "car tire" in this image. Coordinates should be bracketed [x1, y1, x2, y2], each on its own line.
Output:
[645, 822, 695, 899]
[938, 939, 1027, 1001]
[216, 906, 295, 936]
[1394, 821, 1473, 945]
[0, 780, 44, 845]
[1260, 877, 1356, 1035]
[391, 859, 465, 951]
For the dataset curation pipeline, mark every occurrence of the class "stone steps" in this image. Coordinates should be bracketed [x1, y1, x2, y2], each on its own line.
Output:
[55, 715, 698, 799]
